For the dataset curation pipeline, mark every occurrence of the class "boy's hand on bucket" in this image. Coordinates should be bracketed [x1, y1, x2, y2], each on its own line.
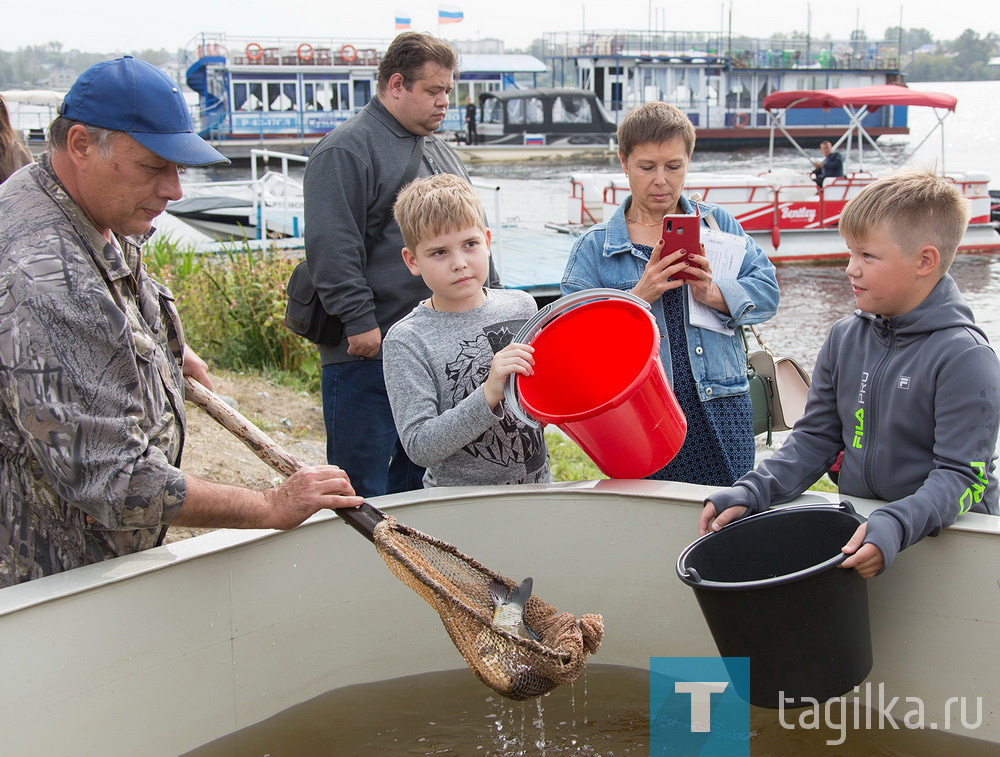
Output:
[699, 501, 747, 536]
[483, 343, 535, 409]
[631, 238, 686, 305]
[839, 522, 884, 578]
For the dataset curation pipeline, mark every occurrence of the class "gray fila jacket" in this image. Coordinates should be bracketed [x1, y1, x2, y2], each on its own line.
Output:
[709, 274, 1000, 572]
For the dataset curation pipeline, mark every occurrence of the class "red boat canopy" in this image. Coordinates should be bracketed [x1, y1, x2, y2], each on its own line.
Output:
[762, 85, 958, 113]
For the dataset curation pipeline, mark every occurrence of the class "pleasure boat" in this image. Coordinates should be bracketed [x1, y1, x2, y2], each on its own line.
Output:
[166, 149, 305, 241]
[566, 85, 1000, 261]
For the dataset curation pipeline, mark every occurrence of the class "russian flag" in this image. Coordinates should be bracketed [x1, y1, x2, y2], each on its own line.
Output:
[438, 4, 463, 23]
[395, 13, 411, 29]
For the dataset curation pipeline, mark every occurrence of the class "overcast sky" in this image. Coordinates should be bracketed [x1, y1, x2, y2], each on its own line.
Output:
[2, 0, 995, 54]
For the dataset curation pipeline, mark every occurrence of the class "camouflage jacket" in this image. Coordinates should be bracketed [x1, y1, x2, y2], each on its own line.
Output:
[0, 155, 188, 587]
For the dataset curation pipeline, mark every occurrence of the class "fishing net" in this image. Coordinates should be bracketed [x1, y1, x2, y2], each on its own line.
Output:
[372, 515, 605, 701]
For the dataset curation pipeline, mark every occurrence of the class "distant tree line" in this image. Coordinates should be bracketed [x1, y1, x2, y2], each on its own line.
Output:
[0, 42, 176, 88]
[763, 26, 1000, 81]
[888, 28, 1000, 81]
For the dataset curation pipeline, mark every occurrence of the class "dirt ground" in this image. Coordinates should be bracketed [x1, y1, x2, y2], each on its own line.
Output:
[165, 371, 328, 544]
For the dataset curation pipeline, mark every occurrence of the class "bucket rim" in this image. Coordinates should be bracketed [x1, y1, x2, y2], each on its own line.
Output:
[517, 299, 661, 424]
[675, 502, 866, 591]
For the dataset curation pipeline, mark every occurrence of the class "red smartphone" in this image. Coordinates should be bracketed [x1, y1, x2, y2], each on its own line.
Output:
[661, 214, 701, 281]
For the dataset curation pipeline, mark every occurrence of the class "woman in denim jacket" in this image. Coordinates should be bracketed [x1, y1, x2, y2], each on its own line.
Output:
[561, 102, 779, 486]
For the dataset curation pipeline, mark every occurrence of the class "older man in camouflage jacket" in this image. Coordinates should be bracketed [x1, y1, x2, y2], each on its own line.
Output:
[0, 57, 362, 588]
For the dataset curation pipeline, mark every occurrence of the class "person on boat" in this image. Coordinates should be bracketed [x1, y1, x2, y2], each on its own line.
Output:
[561, 101, 780, 487]
[464, 96, 478, 145]
[383, 174, 551, 487]
[700, 169, 1000, 578]
[0, 57, 362, 587]
[303, 32, 498, 499]
[810, 140, 844, 187]
[0, 94, 33, 184]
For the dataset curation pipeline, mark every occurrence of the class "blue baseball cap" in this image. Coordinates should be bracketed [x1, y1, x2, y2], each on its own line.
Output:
[60, 56, 229, 166]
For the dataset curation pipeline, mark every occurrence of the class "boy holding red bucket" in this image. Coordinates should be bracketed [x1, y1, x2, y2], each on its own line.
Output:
[382, 174, 551, 487]
[701, 169, 1000, 577]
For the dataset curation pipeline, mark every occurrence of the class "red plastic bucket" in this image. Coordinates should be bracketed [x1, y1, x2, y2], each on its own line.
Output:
[507, 290, 686, 479]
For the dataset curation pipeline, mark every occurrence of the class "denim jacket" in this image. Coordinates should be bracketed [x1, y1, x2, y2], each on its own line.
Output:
[561, 194, 780, 401]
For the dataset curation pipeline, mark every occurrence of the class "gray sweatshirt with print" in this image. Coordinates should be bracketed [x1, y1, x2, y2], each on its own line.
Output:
[382, 289, 551, 488]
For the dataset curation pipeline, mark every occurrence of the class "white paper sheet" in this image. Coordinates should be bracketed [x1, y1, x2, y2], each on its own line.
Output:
[686, 226, 747, 335]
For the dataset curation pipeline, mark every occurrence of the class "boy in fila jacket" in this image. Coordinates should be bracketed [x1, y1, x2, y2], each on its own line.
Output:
[701, 169, 999, 577]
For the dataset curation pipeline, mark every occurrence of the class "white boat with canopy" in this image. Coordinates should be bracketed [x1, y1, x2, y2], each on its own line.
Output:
[567, 85, 999, 261]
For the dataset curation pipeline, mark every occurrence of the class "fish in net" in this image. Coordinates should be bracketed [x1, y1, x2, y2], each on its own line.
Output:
[373, 515, 604, 701]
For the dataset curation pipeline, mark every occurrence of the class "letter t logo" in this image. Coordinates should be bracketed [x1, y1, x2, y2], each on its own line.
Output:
[674, 681, 729, 732]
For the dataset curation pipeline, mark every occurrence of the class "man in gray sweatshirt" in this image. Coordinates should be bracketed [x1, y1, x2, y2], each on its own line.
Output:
[304, 32, 488, 498]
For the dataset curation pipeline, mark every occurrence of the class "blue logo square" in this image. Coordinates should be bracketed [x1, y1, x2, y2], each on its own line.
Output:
[650, 657, 755, 756]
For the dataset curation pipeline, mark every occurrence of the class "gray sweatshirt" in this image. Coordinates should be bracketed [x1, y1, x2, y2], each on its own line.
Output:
[383, 289, 551, 487]
[709, 275, 1000, 572]
[303, 97, 471, 365]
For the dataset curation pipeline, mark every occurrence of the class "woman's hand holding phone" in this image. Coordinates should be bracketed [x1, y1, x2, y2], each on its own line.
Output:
[630, 237, 688, 304]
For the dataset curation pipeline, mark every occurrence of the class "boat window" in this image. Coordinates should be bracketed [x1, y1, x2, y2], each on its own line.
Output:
[353, 79, 372, 108]
[482, 98, 503, 124]
[233, 82, 265, 111]
[304, 81, 334, 111]
[610, 82, 623, 111]
[593, 96, 614, 124]
[507, 97, 544, 125]
[552, 95, 593, 124]
[267, 81, 297, 111]
[726, 75, 753, 109]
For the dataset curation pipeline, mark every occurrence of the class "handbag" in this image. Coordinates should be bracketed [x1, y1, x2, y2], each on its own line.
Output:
[742, 324, 811, 444]
[284, 262, 345, 344]
[285, 136, 427, 345]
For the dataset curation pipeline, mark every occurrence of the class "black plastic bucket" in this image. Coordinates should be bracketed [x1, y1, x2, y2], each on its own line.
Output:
[676, 502, 873, 709]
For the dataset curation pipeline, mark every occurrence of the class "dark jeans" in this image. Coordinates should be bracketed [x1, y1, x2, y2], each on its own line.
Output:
[321, 360, 424, 499]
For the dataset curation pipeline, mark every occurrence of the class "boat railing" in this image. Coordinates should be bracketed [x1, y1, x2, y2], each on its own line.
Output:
[250, 149, 307, 239]
[542, 29, 902, 71]
[569, 175, 617, 226]
[945, 173, 992, 223]
[185, 32, 389, 70]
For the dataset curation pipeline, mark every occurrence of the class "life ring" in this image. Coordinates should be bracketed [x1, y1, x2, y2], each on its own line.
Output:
[245, 43, 263, 61]
[297, 43, 314, 62]
[340, 44, 358, 63]
[734, 112, 750, 128]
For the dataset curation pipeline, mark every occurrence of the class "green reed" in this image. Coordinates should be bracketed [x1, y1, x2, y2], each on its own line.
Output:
[145, 236, 320, 390]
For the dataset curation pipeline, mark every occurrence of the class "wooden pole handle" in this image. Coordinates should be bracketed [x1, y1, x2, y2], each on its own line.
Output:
[183, 376, 303, 478]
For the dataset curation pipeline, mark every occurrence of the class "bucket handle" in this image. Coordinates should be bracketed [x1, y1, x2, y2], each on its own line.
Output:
[676, 500, 864, 587]
[503, 288, 652, 428]
[769, 500, 859, 517]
